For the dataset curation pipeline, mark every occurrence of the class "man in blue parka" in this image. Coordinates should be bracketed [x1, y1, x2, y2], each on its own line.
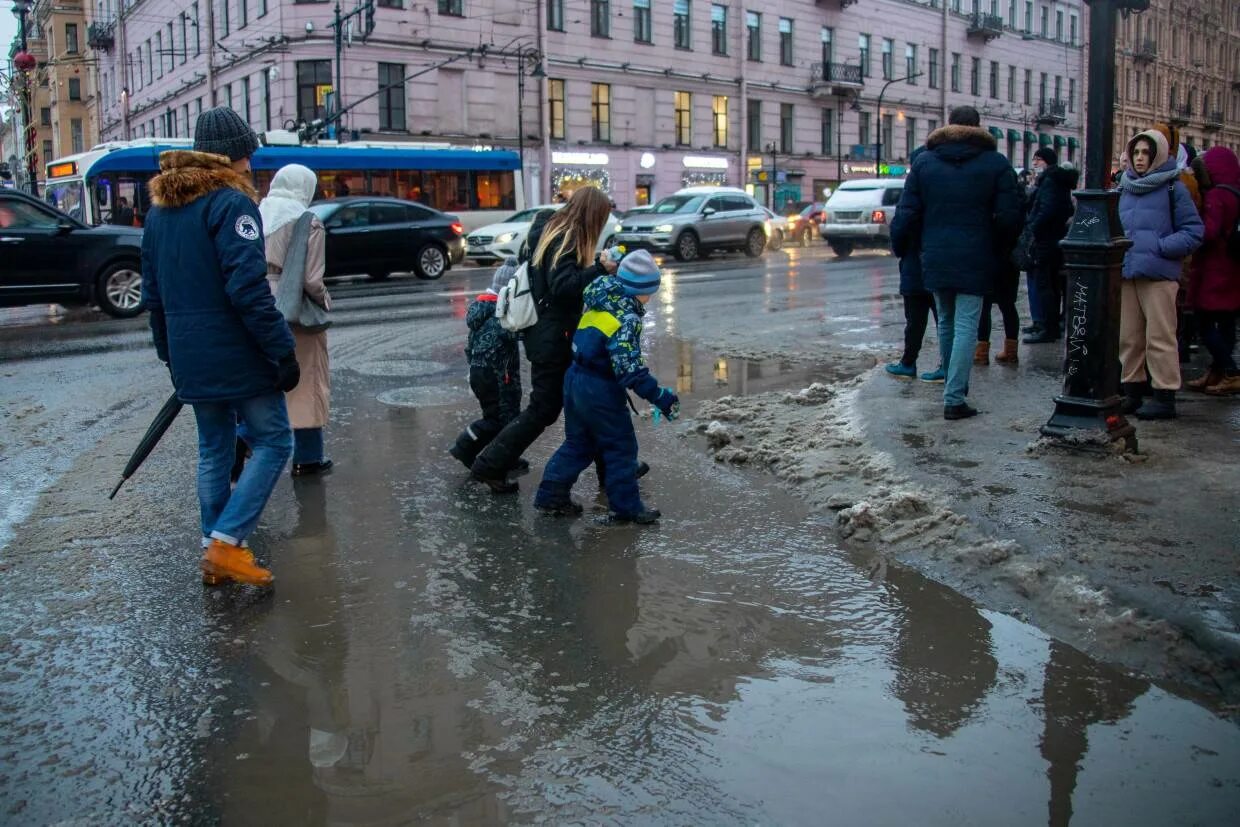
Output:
[891, 106, 1023, 420]
[141, 106, 299, 587]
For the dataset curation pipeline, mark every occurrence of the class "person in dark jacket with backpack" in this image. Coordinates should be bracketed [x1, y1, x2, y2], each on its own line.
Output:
[450, 259, 525, 468]
[1186, 146, 1240, 395]
[1023, 148, 1079, 344]
[141, 106, 299, 588]
[469, 187, 619, 492]
[1116, 128, 1205, 419]
[891, 106, 1023, 420]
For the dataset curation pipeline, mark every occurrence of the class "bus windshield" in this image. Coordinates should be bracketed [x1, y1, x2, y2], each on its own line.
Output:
[44, 179, 85, 221]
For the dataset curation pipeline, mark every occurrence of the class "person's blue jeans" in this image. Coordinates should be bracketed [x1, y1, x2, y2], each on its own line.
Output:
[293, 428, 325, 464]
[935, 291, 984, 408]
[1026, 271, 1044, 326]
[192, 392, 292, 546]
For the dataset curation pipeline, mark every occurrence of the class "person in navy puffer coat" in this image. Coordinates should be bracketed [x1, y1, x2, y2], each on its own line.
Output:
[141, 106, 297, 588]
[1116, 128, 1205, 420]
[891, 106, 1023, 420]
[534, 250, 677, 524]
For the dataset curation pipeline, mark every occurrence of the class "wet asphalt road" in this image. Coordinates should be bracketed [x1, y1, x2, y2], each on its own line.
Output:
[2, 248, 1239, 824]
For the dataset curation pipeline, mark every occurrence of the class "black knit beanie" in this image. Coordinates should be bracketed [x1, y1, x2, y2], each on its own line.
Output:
[193, 106, 260, 161]
[1034, 146, 1058, 166]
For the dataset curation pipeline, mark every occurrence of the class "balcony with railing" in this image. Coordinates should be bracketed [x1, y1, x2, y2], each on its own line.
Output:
[1035, 98, 1067, 126]
[87, 21, 115, 52]
[1168, 103, 1192, 126]
[1204, 110, 1224, 130]
[1132, 39, 1157, 63]
[810, 62, 864, 97]
[967, 13, 1004, 41]
[814, 0, 858, 8]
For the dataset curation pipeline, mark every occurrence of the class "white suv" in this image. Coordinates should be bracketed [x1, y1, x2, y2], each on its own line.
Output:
[819, 178, 905, 258]
[615, 186, 769, 262]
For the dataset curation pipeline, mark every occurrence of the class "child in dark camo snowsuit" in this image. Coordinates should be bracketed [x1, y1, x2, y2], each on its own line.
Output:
[533, 250, 679, 524]
[450, 260, 525, 470]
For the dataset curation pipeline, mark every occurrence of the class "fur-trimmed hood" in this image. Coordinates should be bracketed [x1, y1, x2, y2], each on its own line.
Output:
[149, 150, 258, 208]
[926, 124, 996, 151]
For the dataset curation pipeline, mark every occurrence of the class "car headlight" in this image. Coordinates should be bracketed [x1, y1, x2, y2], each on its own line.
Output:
[495, 231, 517, 244]
[653, 223, 674, 233]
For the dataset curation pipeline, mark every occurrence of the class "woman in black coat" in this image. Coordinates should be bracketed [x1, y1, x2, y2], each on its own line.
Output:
[469, 187, 619, 492]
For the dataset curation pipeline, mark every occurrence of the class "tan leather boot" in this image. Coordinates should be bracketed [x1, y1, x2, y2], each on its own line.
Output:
[973, 341, 990, 365]
[200, 540, 273, 587]
[1186, 369, 1223, 391]
[995, 338, 1019, 364]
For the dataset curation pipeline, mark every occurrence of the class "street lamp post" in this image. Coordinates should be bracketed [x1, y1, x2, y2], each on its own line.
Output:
[1039, 0, 1149, 454]
[875, 72, 921, 177]
[11, 0, 37, 196]
[763, 142, 778, 210]
[515, 46, 545, 208]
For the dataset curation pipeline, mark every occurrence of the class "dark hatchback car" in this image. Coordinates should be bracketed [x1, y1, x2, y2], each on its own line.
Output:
[0, 188, 145, 317]
[306, 196, 466, 281]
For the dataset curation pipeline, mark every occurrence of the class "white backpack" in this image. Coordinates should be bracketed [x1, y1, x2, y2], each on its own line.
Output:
[495, 261, 540, 332]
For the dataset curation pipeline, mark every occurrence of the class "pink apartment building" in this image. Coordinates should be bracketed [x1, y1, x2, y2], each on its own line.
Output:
[87, 0, 1086, 210]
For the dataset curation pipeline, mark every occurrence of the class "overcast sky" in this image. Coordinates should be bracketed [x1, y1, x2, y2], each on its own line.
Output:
[1, 13, 18, 57]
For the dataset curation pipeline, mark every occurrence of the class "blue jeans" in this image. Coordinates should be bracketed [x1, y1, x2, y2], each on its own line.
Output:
[293, 428, 324, 464]
[935, 291, 984, 407]
[192, 393, 292, 546]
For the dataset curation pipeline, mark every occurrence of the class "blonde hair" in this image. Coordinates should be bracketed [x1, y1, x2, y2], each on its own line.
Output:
[533, 187, 612, 269]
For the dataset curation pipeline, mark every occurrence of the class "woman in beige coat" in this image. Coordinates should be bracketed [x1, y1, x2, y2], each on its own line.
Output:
[259, 164, 333, 475]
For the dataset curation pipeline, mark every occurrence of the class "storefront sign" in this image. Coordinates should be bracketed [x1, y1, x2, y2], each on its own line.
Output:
[640, 152, 656, 169]
[552, 151, 610, 166]
[682, 155, 729, 170]
[842, 163, 907, 176]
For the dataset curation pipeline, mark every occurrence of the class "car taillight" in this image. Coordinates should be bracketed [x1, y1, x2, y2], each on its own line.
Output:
[450, 222, 464, 235]
[871, 210, 887, 224]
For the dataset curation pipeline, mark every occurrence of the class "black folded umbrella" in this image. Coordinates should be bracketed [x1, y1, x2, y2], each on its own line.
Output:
[108, 392, 183, 499]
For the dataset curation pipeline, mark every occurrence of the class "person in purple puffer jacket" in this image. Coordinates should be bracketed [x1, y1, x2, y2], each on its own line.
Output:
[1117, 128, 1205, 420]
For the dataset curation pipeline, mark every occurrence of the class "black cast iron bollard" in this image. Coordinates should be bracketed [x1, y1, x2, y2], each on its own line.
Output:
[1039, 0, 1148, 454]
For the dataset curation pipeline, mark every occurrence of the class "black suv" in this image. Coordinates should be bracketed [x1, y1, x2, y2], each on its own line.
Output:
[0, 189, 145, 317]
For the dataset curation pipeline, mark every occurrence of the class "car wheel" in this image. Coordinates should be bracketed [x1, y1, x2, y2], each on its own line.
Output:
[96, 261, 145, 318]
[415, 244, 448, 280]
[744, 227, 766, 258]
[769, 230, 783, 251]
[830, 242, 854, 258]
[368, 270, 391, 281]
[673, 231, 700, 262]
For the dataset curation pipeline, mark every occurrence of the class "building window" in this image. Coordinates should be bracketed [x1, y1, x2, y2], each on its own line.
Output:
[549, 79, 565, 139]
[989, 61, 998, 98]
[193, 3, 201, 56]
[378, 63, 406, 130]
[778, 18, 793, 66]
[242, 76, 252, 126]
[906, 44, 917, 83]
[167, 23, 175, 72]
[1008, 65, 1016, 102]
[43, 140, 54, 164]
[591, 0, 610, 37]
[779, 104, 794, 154]
[905, 117, 916, 159]
[820, 27, 833, 65]
[591, 82, 611, 142]
[859, 34, 871, 77]
[1040, 4, 1048, 38]
[1040, 72, 1047, 105]
[747, 99, 761, 148]
[951, 53, 961, 92]
[438, 0, 463, 15]
[970, 57, 980, 96]
[674, 91, 692, 145]
[547, 0, 564, 31]
[65, 23, 79, 54]
[634, 0, 652, 43]
[1069, 14, 1077, 46]
[180, 15, 189, 65]
[1024, 68, 1032, 105]
[68, 78, 81, 100]
[858, 112, 870, 148]
[821, 107, 833, 155]
[713, 95, 728, 147]
[40, 107, 51, 126]
[1024, 0, 1032, 31]
[260, 0, 268, 16]
[746, 12, 761, 62]
[296, 59, 332, 123]
[241, 0, 249, 28]
[261, 72, 270, 130]
[156, 32, 163, 78]
[1054, 74, 1062, 102]
[220, 0, 229, 36]
[928, 48, 939, 89]
[1069, 78, 1076, 112]
[881, 38, 893, 80]
[711, 5, 727, 55]
[1055, 9, 1063, 41]
[882, 114, 893, 160]
[146, 40, 154, 84]
[674, 0, 691, 49]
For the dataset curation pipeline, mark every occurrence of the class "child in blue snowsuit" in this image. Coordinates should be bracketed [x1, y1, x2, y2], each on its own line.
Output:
[534, 249, 679, 524]
[450, 260, 525, 471]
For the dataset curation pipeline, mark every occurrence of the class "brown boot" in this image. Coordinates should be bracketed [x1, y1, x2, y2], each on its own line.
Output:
[994, 338, 1019, 364]
[1205, 374, 1240, 396]
[973, 341, 990, 366]
[1186, 368, 1223, 391]
[200, 539, 274, 587]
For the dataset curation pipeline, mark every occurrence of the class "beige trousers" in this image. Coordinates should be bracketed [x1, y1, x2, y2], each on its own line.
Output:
[1119, 279, 1181, 390]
